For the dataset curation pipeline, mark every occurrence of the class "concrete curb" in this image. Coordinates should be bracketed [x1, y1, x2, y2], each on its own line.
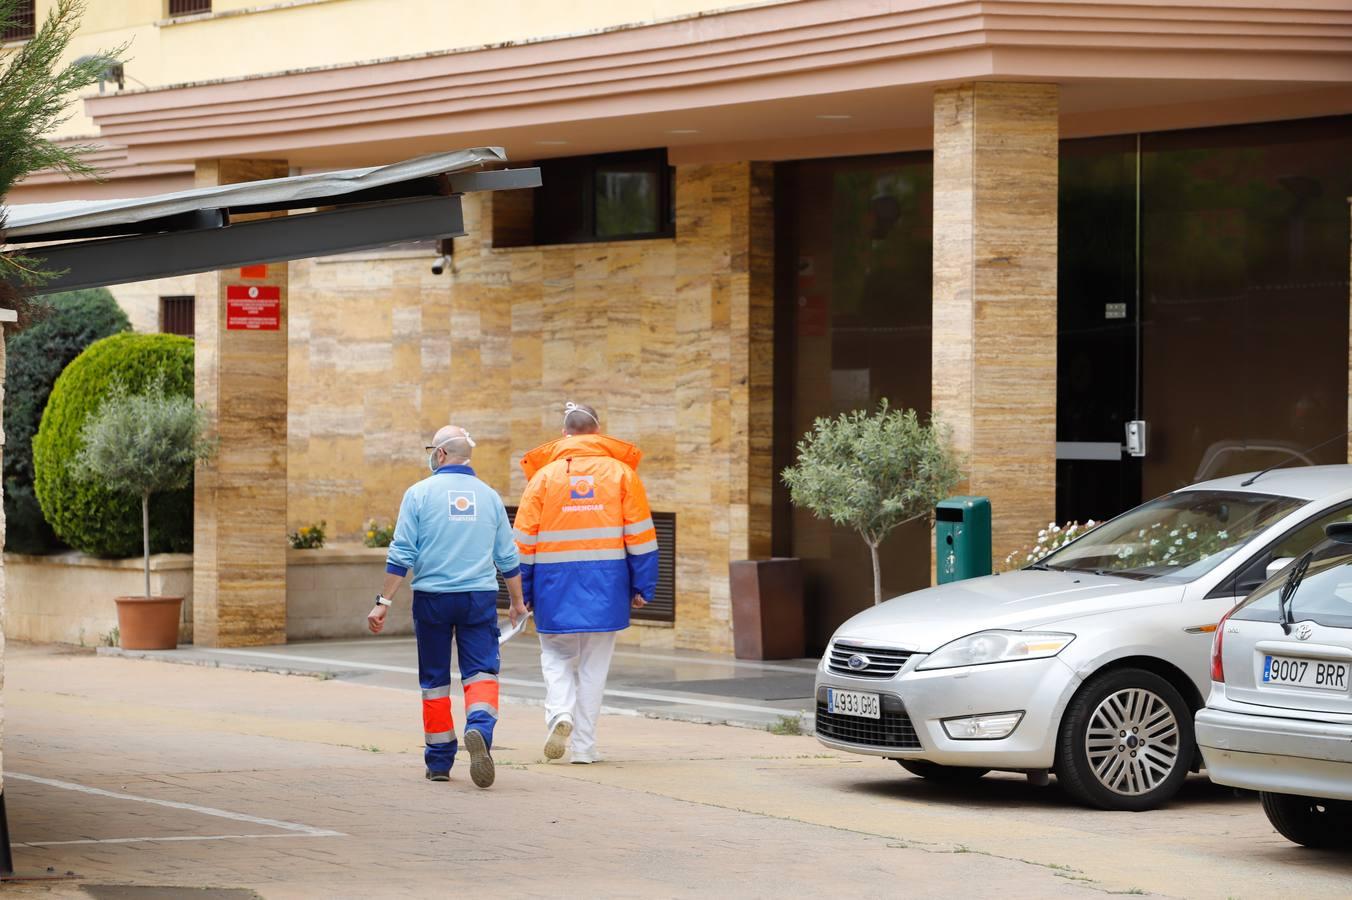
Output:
[96, 645, 816, 734]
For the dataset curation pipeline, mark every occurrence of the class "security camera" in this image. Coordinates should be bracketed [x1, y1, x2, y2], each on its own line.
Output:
[430, 238, 453, 275]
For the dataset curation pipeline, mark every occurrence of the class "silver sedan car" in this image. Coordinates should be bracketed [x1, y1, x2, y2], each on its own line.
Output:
[815, 466, 1352, 811]
[1197, 523, 1352, 848]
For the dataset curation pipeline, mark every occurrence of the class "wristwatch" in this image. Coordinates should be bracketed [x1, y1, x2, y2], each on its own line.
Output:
[374, 594, 392, 607]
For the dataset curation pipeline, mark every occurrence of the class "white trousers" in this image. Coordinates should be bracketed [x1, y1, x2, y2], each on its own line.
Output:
[539, 631, 618, 756]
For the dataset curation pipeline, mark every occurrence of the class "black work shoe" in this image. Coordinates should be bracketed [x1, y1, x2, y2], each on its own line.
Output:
[464, 729, 495, 789]
[425, 769, 450, 782]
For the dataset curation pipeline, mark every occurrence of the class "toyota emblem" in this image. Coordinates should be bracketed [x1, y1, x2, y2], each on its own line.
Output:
[846, 654, 870, 670]
[1295, 623, 1313, 641]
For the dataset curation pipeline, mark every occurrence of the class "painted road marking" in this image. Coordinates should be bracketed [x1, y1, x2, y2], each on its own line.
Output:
[202, 648, 809, 719]
[19, 833, 336, 847]
[9, 773, 344, 838]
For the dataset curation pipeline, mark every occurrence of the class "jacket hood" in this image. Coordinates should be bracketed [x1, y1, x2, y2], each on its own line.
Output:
[833, 570, 1183, 653]
[520, 434, 643, 480]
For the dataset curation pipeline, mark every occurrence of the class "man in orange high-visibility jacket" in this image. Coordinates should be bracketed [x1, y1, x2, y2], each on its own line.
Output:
[514, 402, 658, 764]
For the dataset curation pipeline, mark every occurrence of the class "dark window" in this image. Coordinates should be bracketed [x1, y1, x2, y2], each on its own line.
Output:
[533, 149, 674, 245]
[168, 0, 212, 16]
[773, 153, 934, 653]
[2, 2, 35, 42]
[496, 508, 676, 624]
[159, 296, 195, 336]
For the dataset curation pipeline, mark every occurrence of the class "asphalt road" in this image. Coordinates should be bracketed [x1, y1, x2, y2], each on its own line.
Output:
[5, 643, 1351, 899]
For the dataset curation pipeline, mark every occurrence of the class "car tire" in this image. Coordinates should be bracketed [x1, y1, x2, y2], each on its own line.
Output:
[897, 760, 990, 781]
[1055, 667, 1194, 811]
[1260, 792, 1352, 849]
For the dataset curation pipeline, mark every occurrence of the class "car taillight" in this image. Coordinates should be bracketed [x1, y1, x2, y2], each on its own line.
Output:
[1210, 609, 1233, 682]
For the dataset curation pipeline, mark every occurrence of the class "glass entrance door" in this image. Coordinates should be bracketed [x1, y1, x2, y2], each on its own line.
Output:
[1057, 136, 1142, 523]
[1057, 117, 1352, 525]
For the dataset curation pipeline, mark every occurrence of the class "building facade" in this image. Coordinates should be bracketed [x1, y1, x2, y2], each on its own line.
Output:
[7, 0, 1351, 652]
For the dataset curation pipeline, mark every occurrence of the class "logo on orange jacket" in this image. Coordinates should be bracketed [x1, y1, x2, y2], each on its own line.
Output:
[569, 475, 596, 500]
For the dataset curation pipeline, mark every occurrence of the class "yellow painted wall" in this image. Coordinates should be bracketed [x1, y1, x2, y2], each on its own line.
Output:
[36, 0, 780, 139]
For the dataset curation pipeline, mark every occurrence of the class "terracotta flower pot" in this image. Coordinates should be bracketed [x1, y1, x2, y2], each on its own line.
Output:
[114, 596, 184, 650]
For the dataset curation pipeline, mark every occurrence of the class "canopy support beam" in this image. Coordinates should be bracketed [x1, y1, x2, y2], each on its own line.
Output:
[28, 194, 465, 295]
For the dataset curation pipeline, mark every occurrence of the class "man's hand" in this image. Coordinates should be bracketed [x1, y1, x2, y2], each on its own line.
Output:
[632, 593, 648, 609]
[367, 605, 388, 634]
[509, 598, 528, 628]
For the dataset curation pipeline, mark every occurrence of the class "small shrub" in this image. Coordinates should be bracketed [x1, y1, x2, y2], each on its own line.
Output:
[289, 521, 326, 549]
[4, 288, 129, 553]
[782, 401, 962, 605]
[74, 377, 215, 597]
[363, 519, 395, 548]
[33, 332, 195, 558]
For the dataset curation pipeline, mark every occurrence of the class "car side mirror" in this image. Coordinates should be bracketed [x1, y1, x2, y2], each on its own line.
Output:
[1265, 557, 1295, 581]
[1326, 522, 1352, 544]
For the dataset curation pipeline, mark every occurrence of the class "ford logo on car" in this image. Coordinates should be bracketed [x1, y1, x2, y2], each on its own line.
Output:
[846, 654, 870, 670]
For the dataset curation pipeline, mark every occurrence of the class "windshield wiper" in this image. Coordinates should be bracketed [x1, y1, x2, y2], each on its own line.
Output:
[1278, 550, 1314, 635]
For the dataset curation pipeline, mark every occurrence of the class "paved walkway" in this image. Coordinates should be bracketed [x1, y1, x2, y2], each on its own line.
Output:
[6, 642, 1352, 899]
[100, 622, 820, 729]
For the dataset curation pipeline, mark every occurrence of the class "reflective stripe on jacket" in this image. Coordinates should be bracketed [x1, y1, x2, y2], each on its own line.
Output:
[514, 434, 658, 634]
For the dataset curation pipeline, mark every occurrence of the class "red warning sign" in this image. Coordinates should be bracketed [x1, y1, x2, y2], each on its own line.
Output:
[226, 285, 281, 331]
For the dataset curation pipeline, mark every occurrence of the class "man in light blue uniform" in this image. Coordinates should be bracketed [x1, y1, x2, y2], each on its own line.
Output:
[367, 425, 527, 788]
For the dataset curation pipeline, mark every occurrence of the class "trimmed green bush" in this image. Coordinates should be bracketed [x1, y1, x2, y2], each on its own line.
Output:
[4, 288, 129, 553]
[33, 332, 195, 558]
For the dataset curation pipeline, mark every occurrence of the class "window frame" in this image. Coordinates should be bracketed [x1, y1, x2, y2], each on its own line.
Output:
[2, 1, 35, 42]
[533, 148, 675, 246]
[168, 0, 213, 16]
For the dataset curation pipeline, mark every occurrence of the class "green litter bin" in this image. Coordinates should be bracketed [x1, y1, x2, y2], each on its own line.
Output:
[936, 496, 992, 584]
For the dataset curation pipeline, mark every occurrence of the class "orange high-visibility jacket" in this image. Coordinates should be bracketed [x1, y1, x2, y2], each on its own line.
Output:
[513, 434, 659, 634]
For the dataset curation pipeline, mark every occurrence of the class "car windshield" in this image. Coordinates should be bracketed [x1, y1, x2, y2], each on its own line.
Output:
[1232, 548, 1352, 630]
[1037, 490, 1303, 582]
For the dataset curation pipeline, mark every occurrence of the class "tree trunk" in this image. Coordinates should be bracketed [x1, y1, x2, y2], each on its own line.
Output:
[868, 539, 882, 606]
[142, 492, 151, 600]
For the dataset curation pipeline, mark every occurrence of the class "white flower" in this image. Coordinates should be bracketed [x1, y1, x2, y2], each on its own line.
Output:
[1175, 538, 1183, 545]
[1170, 529, 1180, 537]
[1187, 531, 1198, 540]
[1150, 539, 1160, 547]
[1218, 530, 1229, 539]
[1038, 529, 1047, 538]
[1138, 529, 1146, 538]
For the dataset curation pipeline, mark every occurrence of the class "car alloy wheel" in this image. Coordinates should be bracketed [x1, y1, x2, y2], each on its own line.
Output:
[1055, 667, 1195, 811]
[1084, 687, 1181, 797]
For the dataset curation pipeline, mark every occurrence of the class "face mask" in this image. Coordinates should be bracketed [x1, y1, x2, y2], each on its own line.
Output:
[563, 401, 599, 430]
[426, 432, 476, 473]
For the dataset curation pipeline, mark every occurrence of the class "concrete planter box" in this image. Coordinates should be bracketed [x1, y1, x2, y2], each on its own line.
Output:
[285, 544, 409, 640]
[4, 544, 431, 645]
[4, 552, 194, 646]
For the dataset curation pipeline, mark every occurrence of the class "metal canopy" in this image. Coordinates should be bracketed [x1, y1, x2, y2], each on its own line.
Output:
[2, 147, 540, 294]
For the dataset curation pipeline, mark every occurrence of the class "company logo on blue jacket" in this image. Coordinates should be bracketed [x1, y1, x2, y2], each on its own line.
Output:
[448, 490, 477, 520]
[569, 475, 595, 500]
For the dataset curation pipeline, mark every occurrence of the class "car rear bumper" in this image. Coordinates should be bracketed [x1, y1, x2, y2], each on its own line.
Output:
[1196, 707, 1352, 801]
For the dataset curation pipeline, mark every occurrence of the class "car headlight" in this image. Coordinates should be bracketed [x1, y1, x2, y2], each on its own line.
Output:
[915, 630, 1075, 671]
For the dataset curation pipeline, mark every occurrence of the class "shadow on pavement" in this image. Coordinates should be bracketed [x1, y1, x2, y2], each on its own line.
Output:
[849, 769, 1257, 811]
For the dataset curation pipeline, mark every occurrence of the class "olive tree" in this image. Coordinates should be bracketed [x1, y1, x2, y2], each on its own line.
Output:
[73, 380, 215, 597]
[782, 401, 962, 606]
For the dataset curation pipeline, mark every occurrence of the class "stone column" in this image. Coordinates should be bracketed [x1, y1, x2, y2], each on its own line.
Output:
[193, 159, 290, 647]
[932, 83, 1059, 566]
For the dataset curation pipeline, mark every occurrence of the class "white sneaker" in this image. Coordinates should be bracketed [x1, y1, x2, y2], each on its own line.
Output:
[570, 750, 602, 765]
[543, 715, 573, 761]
